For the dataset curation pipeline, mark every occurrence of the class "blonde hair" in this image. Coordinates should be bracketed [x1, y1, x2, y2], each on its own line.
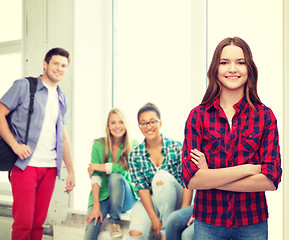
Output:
[103, 108, 131, 170]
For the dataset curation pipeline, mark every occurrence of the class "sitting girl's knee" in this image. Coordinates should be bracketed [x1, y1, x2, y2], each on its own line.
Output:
[152, 170, 173, 186]
[109, 173, 123, 184]
[129, 230, 142, 237]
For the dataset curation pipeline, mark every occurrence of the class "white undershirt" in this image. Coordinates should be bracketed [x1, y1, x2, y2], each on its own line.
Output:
[28, 83, 59, 167]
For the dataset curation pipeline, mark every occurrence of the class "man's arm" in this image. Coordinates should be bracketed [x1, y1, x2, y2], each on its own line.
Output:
[0, 103, 31, 159]
[62, 125, 75, 192]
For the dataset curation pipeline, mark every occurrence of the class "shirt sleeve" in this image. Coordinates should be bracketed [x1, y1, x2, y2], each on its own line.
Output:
[182, 108, 202, 187]
[128, 150, 149, 191]
[175, 141, 184, 187]
[0, 79, 28, 111]
[91, 175, 102, 187]
[259, 108, 282, 189]
[91, 141, 104, 178]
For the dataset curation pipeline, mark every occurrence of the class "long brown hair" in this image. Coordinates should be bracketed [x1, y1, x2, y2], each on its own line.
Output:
[202, 37, 262, 111]
[103, 108, 131, 170]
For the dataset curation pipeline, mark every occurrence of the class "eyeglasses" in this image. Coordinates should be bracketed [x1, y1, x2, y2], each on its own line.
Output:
[139, 119, 160, 129]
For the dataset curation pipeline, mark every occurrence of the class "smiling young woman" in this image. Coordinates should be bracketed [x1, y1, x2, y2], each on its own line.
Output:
[182, 37, 282, 240]
[127, 103, 194, 240]
[84, 108, 138, 240]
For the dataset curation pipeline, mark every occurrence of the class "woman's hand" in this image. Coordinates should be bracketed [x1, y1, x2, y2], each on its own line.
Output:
[88, 163, 96, 178]
[190, 149, 209, 169]
[151, 216, 162, 237]
[187, 216, 195, 226]
[86, 206, 103, 225]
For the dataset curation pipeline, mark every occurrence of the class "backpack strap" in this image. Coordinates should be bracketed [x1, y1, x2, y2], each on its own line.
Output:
[8, 77, 38, 181]
[24, 77, 38, 144]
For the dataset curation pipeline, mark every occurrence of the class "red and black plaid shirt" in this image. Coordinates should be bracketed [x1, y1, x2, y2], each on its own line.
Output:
[182, 97, 282, 228]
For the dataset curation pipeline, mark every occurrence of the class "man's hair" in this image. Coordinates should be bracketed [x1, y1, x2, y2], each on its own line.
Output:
[44, 48, 70, 64]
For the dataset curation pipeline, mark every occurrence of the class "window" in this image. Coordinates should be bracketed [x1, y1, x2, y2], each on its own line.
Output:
[0, 0, 23, 202]
[72, 0, 207, 211]
[112, 0, 207, 143]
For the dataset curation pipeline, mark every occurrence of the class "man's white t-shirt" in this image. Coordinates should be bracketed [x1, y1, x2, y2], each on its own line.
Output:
[28, 82, 59, 167]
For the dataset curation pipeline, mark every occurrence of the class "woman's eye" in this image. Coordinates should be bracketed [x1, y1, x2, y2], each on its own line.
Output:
[238, 61, 246, 65]
[220, 62, 228, 65]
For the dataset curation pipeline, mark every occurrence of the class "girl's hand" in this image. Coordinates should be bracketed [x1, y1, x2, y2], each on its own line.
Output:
[190, 149, 209, 169]
[86, 206, 103, 225]
[88, 163, 96, 178]
[187, 216, 195, 226]
[151, 216, 162, 237]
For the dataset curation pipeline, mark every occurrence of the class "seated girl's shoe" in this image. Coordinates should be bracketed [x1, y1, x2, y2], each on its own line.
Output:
[110, 223, 123, 238]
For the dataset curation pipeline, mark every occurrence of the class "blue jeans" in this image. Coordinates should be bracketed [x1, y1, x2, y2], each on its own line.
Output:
[193, 219, 268, 240]
[128, 170, 183, 239]
[84, 173, 137, 240]
[166, 205, 194, 240]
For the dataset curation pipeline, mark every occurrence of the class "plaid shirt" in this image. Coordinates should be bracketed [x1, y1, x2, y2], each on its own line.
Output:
[182, 97, 282, 228]
[129, 136, 183, 193]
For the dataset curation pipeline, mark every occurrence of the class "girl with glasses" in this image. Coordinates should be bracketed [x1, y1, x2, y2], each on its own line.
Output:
[127, 103, 194, 240]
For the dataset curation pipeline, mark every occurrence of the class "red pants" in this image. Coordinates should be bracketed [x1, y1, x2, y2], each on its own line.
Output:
[10, 166, 57, 240]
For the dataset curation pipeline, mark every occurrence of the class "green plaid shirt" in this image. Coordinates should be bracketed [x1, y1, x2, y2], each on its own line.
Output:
[128, 136, 183, 192]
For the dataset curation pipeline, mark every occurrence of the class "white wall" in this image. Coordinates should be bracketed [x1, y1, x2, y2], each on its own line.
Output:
[207, 0, 283, 239]
[113, 0, 207, 142]
[72, 0, 114, 211]
[283, 1, 289, 239]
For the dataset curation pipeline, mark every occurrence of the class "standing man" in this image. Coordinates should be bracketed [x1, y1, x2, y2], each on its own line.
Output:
[0, 48, 75, 240]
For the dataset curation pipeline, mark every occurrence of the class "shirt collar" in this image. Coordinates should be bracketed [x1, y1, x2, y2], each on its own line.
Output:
[206, 97, 220, 112]
[206, 96, 250, 115]
[108, 143, 124, 159]
[38, 75, 66, 107]
[142, 134, 168, 156]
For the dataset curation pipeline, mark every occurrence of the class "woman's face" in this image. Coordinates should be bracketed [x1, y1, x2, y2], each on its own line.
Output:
[138, 111, 161, 140]
[218, 45, 248, 94]
[108, 113, 126, 139]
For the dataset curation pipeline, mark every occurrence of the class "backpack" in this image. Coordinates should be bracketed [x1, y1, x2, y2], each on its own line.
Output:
[0, 77, 38, 173]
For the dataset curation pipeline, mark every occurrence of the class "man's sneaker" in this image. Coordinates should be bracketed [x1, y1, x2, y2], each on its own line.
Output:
[110, 223, 123, 239]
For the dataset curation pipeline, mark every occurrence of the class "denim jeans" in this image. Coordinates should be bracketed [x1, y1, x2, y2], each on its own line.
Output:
[193, 219, 268, 240]
[84, 173, 137, 240]
[128, 170, 183, 239]
[166, 205, 194, 240]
